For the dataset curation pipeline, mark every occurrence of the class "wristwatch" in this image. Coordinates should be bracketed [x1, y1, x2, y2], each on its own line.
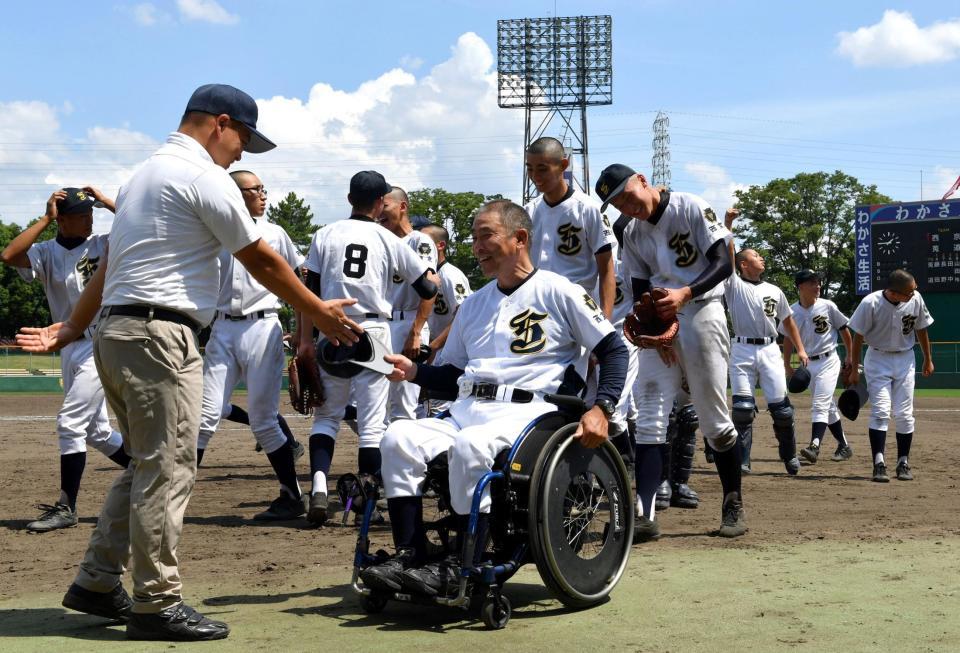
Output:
[594, 399, 616, 420]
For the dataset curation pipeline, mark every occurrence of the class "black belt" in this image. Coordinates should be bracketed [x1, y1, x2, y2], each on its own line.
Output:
[735, 336, 774, 345]
[808, 349, 834, 361]
[875, 348, 910, 354]
[470, 383, 534, 403]
[102, 305, 200, 333]
[346, 312, 382, 320]
[217, 310, 275, 322]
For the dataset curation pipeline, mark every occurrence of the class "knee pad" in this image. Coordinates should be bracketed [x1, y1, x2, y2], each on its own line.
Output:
[664, 402, 678, 444]
[732, 395, 757, 428]
[676, 404, 699, 437]
[768, 398, 795, 429]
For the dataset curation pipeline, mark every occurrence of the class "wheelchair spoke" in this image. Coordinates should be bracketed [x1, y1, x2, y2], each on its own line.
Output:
[561, 474, 611, 560]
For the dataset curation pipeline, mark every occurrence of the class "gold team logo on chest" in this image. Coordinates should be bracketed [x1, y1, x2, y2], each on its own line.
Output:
[762, 296, 777, 317]
[509, 309, 549, 355]
[812, 314, 829, 334]
[434, 293, 448, 315]
[669, 232, 697, 267]
[901, 315, 917, 335]
[76, 254, 100, 286]
[557, 223, 582, 256]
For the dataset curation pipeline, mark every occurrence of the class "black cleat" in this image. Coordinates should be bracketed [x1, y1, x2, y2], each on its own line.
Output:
[800, 444, 820, 464]
[654, 481, 671, 511]
[784, 457, 801, 476]
[718, 492, 747, 538]
[126, 603, 229, 641]
[896, 461, 913, 481]
[633, 516, 661, 543]
[872, 462, 890, 483]
[830, 444, 853, 461]
[670, 483, 699, 509]
[62, 583, 133, 622]
[360, 549, 415, 593]
[400, 559, 460, 598]
[253, 494, 306, 521]
[306, 491, 328, 526]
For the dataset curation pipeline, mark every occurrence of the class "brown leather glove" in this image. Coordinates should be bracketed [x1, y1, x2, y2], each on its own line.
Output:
[623, 287, 680, 351]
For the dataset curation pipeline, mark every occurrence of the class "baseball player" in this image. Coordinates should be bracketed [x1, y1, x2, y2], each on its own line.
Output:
[300, 171, 438, 526]
[195, 170, 307, 521]
[418, 222, 472, 415]
[524, 137, 617, 316]
[1, 187, 131, 532]
[847, 269, 934, 482]
[724, 247, 808, 475]
[378, 187, 438, 421]
[596, 163, 748, 538]
[781, 269, 855, 463]
[360, 199, 627, 596]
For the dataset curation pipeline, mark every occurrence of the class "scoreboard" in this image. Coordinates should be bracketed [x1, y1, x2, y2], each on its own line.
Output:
[854, 198, 960, 295]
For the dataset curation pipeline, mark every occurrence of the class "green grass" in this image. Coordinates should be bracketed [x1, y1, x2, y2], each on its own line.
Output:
[0, 352, 60, 373]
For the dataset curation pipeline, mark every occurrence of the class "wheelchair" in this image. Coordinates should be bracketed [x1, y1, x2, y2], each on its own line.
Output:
[348, 394, 634, 629]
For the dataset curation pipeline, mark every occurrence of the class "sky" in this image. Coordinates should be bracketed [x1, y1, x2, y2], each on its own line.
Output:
[2, 0, 959, 232]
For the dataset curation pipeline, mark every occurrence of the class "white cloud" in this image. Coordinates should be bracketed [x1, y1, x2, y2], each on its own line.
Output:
[836, 10, 960, 68]
[399, 55, 424, 71]
[683, 161, 747, 215]
[132, 2, 162, 26]
[932, 165, 960, 199]
[176, 0, 238, 25]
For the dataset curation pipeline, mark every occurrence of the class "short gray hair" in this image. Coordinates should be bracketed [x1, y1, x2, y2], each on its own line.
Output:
[478, 199, 532, 239]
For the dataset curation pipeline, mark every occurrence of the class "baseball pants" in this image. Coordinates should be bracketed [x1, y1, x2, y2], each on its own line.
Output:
[57, 338, 123, 457]
[730, 341, 788, 406]
[633, 299, 735, 448]
[807, 351, 842, 424]
[388, 318, 429, 421]
[381, 396, 554, 514]
[584, 321, 639, 435]
[311, 321, 391, 448]
[864, 348, 916, 433]
[197, 316, 287, 454]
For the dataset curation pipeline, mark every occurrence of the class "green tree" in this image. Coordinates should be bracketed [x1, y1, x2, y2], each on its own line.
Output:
[733, 170, 891, 315]
[267, 192, 315, 254]
[408, 188, 505, 289]
[0, 219, 57, 338]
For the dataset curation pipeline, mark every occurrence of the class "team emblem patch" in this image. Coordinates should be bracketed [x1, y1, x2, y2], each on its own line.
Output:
[454, 283, 466, 300]
[392, 273, 403, 284]
[557, 223, 583, 256]
[417, 242, 432, 258]
[509, 309, 548, 355]
[602, 214, 612, 229]
[812, 314, 829, 334]
[434, 294, 449, 315]
[901, 315, 917, 335]
[704, 208, 717, 223]
[75, 254, 100, 286]
[762, 296, 778, 318]
[669, 232, 697, 268]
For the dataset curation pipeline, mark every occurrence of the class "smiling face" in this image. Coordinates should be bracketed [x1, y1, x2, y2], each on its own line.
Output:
[525, 151, 568, 196]
[797, 277, 821, 303]
[608, 175, 658, 221]
[378, 190, 406, 235]
[471, 209, 524, 278]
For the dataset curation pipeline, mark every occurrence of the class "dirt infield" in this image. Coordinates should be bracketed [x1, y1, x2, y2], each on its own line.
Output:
[1, 393, 959, 651]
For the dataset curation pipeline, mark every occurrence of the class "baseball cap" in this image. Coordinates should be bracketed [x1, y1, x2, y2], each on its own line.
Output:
[349, 170, 392, 205]
[57, 188, 103, 215]
[595, 163, 637, 212]
[787, 366, 811, 394]
[410, 214, 432, 230]
[317, 327, 393, 378]
[794, 269, 821, 286]
[185, 83, 276, 154]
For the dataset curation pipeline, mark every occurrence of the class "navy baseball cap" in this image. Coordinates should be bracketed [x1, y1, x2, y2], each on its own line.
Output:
[185, 83, 276, 154]
[794, 269, 821, 286]
[410, 215, 431, 229]
[57, 188, 103, 215]
[349, 170, 392, 205]
[595, 163, 637, 212]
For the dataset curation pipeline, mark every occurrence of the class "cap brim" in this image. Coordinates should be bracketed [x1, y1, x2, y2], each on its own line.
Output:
[243, 127, 276, 154]
[351, 328, 394, 376]
[600, 176, 631, 212]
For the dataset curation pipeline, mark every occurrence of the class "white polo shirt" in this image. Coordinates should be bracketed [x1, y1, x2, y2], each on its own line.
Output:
[216, 219, 305, 316]
[102, 132, 259, 327]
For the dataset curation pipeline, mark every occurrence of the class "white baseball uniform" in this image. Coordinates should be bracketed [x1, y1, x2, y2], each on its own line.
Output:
[197, 219, 304, 454]
[526, 187, 618, 297]
[849, 290, 934, 433]
[304, 216, 428, 447]
[725, 275, 792, 405]
[421, 260, 473, 415]
[780, 298, 849, 424]
[17, 237, 123, 457]
[620, 191, 735, 445]
[381, 269, 613, 515]
[387, 230, 438, 421]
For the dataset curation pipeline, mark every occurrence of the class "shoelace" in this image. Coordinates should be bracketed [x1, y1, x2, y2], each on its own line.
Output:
[35, 503, 70, 517]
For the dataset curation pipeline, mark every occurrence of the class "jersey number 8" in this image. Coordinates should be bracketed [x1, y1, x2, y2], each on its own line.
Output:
[343, 244, 368, 278]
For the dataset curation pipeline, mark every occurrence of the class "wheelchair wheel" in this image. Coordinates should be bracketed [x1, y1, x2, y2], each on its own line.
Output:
[361, 592, 388, 614]
[528, 424, 634, 608]
[480, 592, 511, 630]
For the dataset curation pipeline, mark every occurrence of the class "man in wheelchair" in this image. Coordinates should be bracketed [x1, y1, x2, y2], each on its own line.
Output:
[361, 199, 628, 598]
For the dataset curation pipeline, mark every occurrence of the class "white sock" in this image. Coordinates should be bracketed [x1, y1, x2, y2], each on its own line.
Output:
[812, 437, 821, 448]
[312, 471, 327, 496]
[874, 452, 885, 465]
[898, 456, 908, 465]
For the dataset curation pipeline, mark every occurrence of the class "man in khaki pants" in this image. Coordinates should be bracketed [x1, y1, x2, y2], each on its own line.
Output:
[18, 84, 361, 642]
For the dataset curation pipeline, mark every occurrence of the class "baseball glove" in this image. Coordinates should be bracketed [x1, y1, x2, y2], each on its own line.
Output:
[623, 288, 680, 350]
[288, 355, 325, 415]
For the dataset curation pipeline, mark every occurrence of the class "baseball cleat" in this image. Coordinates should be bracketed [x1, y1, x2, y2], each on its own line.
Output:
[784, 457, 801, 476]
[400, 558, 460, 598]
[800, 444, 820, 464]
[291, 440, 305, 460]
[360, 549, 415, 592]
[895, 461, 913, 481]
[718, 492, 747, 538]
[253, 494, 306, 521]
[633, 516, 661, 543]
[62, 582, 133, 622]
[872, 462, 890, 483]
[831, 444, 853, 461]
[670, 483, 699, 509]
[27, 502, 78, 532]
[354, 508, 386, 526]
[654, 480, 671, 511]
[306, 491, 328, 526]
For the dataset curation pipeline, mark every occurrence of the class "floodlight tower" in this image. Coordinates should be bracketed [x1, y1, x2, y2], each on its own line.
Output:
[497, 15, 613, 204]
[651, 111, 671, 189]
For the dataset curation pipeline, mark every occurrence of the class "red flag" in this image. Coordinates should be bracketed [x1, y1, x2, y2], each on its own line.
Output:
[943, 175, 960, 200]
